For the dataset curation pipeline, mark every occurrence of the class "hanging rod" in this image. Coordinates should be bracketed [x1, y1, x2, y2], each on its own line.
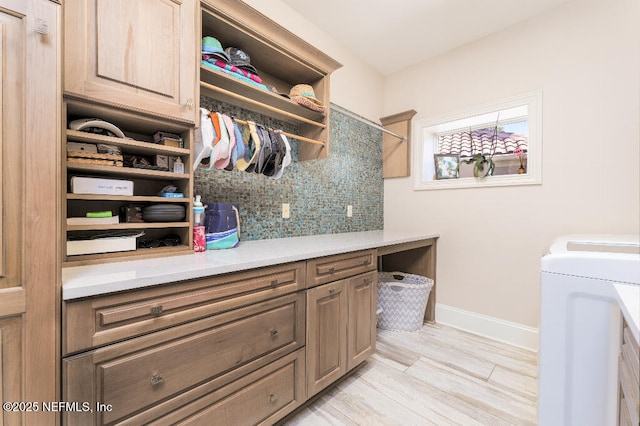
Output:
[232, 117, 325, 146]
[200, 81, 326, 129]
[330, 103, 407, 142]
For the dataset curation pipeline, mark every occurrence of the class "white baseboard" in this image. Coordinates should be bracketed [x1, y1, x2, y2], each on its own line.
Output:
[435, 304, 539, 352]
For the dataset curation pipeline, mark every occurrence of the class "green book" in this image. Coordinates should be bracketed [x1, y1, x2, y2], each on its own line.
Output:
[86, 211, 113, 218]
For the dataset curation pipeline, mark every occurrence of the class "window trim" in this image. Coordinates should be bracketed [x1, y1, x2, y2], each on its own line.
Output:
[412, 90, 542, 190]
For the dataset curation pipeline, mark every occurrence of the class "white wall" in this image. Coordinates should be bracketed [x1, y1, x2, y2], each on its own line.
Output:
[383, 0, 640, 328]
[241, 0, 384, 122]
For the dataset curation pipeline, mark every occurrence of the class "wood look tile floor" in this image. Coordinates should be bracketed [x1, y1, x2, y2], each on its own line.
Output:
[281, 324, 538, 426]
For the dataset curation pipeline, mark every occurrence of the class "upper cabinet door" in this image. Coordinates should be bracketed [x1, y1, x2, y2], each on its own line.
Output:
[64, 0, 197, 123]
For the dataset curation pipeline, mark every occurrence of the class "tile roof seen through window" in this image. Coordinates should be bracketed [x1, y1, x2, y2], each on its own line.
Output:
[438, 127, 528, 157]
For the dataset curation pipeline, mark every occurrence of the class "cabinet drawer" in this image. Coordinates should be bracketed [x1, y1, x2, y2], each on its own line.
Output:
[159, 349, 305, 426]
[306, 249, 376, 288]
[63, 292, 305, 425]
[63, 261, 305, 354]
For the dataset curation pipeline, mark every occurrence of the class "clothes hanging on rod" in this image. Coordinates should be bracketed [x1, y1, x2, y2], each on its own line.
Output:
[195, 108, 293, 180]
[331, 103, 407, 142]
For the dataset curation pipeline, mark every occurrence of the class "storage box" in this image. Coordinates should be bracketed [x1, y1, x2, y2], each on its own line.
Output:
[153, 131, 183, 148]
[70, 176, 133, 196]
[153, 154, 169, 168]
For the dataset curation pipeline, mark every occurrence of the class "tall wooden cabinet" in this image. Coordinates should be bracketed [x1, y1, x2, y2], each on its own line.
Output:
[63, 0, 198, 124]
[61, 0, 198, 265]
[0, 0, 60, 424]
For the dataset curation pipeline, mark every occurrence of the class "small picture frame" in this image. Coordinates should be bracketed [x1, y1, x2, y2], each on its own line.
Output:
[434, 154, 460, 179]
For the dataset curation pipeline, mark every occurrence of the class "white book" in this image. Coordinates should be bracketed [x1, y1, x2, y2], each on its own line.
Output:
[67, 236, 136, 256]
[70, 176, 134, 196]
[67, 216, 120, 225]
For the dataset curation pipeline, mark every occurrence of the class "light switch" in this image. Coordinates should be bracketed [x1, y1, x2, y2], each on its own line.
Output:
[282, 203, 290, 219]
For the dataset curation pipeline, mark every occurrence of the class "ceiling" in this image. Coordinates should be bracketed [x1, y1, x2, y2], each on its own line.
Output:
[281, 0, 573, 75]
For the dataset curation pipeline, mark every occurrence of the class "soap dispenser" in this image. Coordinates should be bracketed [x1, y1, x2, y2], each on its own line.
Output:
[173, 157, 184, 174]
[193, 195, 204, 226]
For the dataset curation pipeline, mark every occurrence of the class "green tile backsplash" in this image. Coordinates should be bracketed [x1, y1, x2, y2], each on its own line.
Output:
[195, 97, 383, 240]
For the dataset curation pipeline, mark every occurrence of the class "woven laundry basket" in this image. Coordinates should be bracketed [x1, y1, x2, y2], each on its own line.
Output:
[377, 271, 433, 332]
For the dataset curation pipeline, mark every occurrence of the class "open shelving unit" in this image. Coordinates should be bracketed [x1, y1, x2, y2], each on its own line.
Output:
[63, 98, 194, 265]
[199, 0, 342, 161]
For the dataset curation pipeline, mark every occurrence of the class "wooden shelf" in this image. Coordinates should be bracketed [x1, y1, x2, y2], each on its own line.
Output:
[67, 163, 190, 180]
[200, 66, 325, 125]
[66, 129, 190, 156]
[67, 194, 188, 203]
[67, 222, 190, 232]
[64, 245, 192, 265]
[63, 96, 195, 266]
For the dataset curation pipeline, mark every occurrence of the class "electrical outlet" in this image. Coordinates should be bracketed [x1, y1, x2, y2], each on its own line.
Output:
[282, 203, 290, 219]
[347, 205, 353, 217]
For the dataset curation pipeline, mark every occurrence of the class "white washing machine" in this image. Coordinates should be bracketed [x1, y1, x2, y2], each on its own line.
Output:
[538, 234, 640, 426]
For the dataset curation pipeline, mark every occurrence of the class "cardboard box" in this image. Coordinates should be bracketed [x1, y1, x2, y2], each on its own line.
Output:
[154, 155, 169, 168]
[70, 176, 133, 196]
[120, 205, 144, 223]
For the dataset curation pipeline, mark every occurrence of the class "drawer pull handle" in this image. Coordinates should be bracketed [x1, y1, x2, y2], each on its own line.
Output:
[270, 394, 278, 403]
[329, 289, 335, 295]
[363, 259, 371, 266]
[150, 374, 164, 386]
[328, 267, 335, 274]
[270, 279, 278, 287]
[270, 329, 279, 338]
[364, 278, 372, 284]
[150, 305, 164, 316]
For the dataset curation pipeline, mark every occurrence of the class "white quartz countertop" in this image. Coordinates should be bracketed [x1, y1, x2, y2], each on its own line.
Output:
[614, 283, 640, 345]
[62, 230, 438, 300]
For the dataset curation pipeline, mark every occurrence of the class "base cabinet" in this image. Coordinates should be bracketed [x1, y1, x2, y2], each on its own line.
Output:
[63, 291, 305, 425]
[306, 270, 377, 397]
[63, 251, 380, 424]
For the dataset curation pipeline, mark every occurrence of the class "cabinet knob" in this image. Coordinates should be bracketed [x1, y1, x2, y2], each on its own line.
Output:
[270, 279, 278, 287]
[364, 277, 372, 284]
[363, 259, 371, 266]
[269, 394, 278, 403]
[150, 374, 164, 386]
[185, 98, 194, 108]
[270, 329, 279, 338]
[328, 267, 335, 274]
[329, 289, 335, 295]
[150, 305, 164, 316]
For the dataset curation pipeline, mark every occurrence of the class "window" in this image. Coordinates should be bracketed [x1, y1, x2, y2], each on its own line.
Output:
[413, 91, 542, 190]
